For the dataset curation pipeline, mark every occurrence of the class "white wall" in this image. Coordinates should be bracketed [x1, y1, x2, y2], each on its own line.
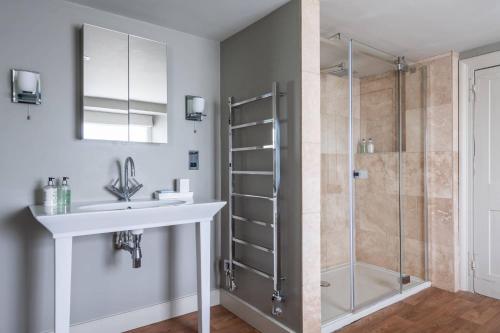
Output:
[0, 0, 220, 332]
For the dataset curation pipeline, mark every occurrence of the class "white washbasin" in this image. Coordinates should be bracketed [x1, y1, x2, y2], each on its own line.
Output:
[79, 199, 185, 212]
[29, 199, 226, 238]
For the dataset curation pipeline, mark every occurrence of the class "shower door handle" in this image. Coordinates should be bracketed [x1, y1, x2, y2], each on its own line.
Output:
[353, 170, 368, 179]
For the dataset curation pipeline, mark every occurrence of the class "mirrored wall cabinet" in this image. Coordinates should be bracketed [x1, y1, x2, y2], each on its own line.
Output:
[82, 24, 168, 143]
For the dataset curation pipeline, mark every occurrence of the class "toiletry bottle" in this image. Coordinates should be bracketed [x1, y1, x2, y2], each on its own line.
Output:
[61, 177, 71, 206]
[43, 177, 57, 207]
[360, 139, 367, 153]
[367, 138, 374, 154]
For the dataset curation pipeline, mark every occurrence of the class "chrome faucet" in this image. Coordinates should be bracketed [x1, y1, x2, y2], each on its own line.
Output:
[114, 230, 143, 268]
[106, 156, 143, 201]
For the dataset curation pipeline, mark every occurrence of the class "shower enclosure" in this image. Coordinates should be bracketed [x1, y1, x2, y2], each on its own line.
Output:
[320, 36, 429, 326]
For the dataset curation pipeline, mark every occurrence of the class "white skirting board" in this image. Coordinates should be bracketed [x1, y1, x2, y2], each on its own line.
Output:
[219, 290, 295, 333]
[43, 289, 220, 333]
[321, 281, 432, 333]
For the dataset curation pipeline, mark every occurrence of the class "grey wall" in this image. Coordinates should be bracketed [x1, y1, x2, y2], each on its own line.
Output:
[220, 1, 302, 331]
[460, 40, 500, 59]
[0, 0, 220, 332]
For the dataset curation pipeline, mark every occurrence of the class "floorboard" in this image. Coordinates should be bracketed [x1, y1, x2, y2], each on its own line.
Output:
[128, 288, 500, 333]
[125, 305, 260, 333]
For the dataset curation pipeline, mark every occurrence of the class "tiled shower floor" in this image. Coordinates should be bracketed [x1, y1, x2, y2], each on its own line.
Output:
[321, 262, 423, 323]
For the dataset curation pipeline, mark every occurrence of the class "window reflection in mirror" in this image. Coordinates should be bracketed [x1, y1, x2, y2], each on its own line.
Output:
[129, 35, 167, 143]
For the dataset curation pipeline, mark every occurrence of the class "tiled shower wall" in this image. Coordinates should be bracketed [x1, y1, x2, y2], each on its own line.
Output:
[320, 52, 459, 291]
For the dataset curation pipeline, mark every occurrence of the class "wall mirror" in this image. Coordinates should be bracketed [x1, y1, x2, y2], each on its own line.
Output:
[82, 24, 168, 143]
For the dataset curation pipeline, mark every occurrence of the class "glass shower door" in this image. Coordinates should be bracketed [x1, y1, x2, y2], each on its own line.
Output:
[351, 40, 403, 309]
[319, 36, 353, 322]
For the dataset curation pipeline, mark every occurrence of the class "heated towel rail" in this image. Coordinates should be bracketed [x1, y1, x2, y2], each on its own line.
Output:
[225, 82, 285, 316]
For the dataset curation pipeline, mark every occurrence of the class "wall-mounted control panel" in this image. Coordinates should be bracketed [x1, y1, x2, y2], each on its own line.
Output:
[189, 150, 199, 170]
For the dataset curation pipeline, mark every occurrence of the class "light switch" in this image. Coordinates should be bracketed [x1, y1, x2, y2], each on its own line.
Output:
[189, 151, 199, 170]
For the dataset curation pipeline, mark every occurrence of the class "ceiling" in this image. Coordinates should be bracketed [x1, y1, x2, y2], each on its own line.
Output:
[65, 0, 289, 41]
[321, 0, 500, 60]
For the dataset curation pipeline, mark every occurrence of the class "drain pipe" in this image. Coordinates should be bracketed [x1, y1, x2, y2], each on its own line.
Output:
[114, 229, 143, 268]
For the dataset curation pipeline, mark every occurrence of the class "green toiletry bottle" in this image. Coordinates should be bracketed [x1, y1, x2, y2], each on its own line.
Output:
[62, 177, 71, 206]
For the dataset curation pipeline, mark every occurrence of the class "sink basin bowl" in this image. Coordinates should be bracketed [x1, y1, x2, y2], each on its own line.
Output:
[79, 199, 185, 212]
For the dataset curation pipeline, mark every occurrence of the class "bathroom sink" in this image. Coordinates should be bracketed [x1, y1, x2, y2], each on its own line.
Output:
[78, 199, 185, 212]
[29, 199, 226, 238]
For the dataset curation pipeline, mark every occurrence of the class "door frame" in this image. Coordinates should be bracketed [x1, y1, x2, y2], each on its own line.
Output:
[459, 51, 500, 292]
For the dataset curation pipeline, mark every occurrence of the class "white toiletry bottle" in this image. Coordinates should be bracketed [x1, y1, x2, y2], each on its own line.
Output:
[360, 139, 367, 153]
[367, 138, 374, 154]
[43, 177, 58, 207]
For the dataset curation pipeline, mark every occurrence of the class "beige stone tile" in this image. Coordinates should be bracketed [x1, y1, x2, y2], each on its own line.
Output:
[403, 195, 425, 241]
[403, 152, 424, 197]
[405, 108, 424, 153]
[302, 210, 321, 332]
[353, 79, 361, 119]
[427, 54, 453, 107]
[321, 112, 336, 154]
[301, 0, 319, 75]
[327, 154, 348, 194]
[302, 143, 321, 213]
[361, 88, 395, 121]
[429, 243, 456, 291]
[428, 198, 454, 248]
[428, 104, 453, 152]
[360, 71, 396, 94]
[303, 212, 321, 274]
[302, 281, 321, 333]
[362, 117, 397, 152]
[356, 229, 399, 272]
[320, 74, 335, 115]
[335, 115, 349, 153]
[404, 67, 425, 111]
[404, 238, 425, 279]
[427, 151, 453, 199]
[302, 71, 321, 144]
[355, 153, 398, 195]
[356, 192, 399, 236]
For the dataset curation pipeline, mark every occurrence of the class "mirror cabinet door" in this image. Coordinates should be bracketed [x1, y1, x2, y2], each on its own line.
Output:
[82, 25, 168, 143]
[129, 36, 168, 143]
[83, 24, 129, 141]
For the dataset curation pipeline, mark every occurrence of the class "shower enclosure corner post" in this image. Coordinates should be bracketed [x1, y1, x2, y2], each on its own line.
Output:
[396, 57, 405, 294]
[348, 38, 356, 312]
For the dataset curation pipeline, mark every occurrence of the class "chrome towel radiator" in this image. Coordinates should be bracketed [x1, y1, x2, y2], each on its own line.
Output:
[225, 82, 285, 316]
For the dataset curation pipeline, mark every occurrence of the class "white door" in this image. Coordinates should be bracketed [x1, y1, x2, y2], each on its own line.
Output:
[474, 65, 500, 299]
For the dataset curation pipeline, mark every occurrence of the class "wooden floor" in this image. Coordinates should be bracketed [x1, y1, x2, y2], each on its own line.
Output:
[338, 287, 500, 333]
[127, 287, 500, 333]
[126, 305, 259, 333]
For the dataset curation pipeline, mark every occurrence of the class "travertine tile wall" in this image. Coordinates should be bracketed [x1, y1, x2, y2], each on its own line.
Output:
[301, 0, 321, 331]
[423, 52, 459, 291]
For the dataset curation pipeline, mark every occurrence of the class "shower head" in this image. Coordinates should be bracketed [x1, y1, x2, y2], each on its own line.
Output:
[321, 62, 354, 77]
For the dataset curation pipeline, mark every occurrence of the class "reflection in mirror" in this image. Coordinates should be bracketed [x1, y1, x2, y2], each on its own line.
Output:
[83, 25, 129, 141]
[129, 35, 167, 143]
[82, 24, 168, 143]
